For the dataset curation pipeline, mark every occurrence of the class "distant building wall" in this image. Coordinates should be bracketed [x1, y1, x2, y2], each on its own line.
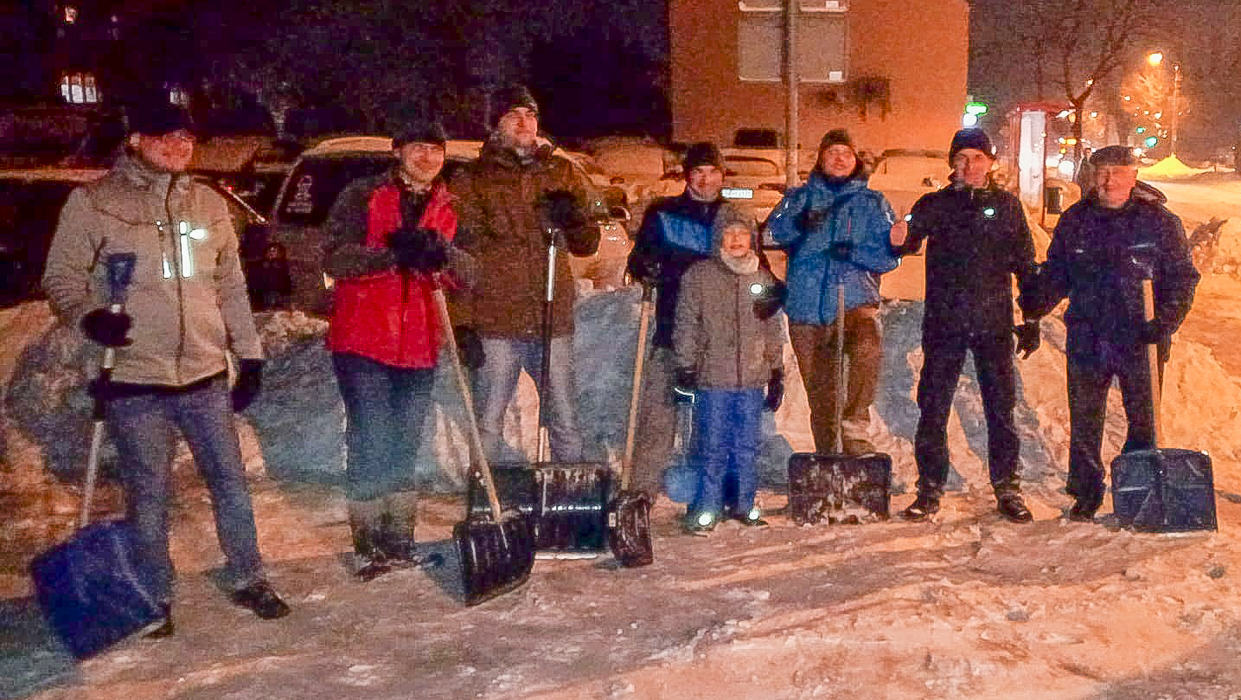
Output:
[669, 0, 969, 154]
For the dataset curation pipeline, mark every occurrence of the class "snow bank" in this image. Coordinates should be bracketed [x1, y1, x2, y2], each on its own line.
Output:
[1141, 156, 1213, 180]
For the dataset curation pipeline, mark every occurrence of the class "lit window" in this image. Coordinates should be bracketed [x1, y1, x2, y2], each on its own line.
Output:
[60, 72, 98, 104]
[64, 6, 78, 24]
[70, 74, 84, 104]
[737, 0, 848, 83]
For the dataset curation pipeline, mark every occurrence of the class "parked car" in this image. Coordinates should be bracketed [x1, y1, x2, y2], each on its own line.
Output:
[0, 167, 270, 308]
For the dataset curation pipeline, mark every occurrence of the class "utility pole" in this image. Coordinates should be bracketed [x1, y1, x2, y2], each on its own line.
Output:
[1169, 62, 1181, 158]
[783, 0, 799, 189]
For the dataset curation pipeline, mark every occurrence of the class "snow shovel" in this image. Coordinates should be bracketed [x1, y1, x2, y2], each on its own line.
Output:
[788, 284, 892, 524]
[30, 252, 169, 659]
[607, 282, 655, 568]
[434, 290, 536, 606]
[1110, 278, 1216, 532]
[466, 224, 612, 556]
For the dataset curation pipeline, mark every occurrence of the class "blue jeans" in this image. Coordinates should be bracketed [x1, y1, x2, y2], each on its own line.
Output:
[475, 335, 584, 462]
[688, 388, 765, 517]
[106, 374, 264, 602]
[332, 353, 435, 502]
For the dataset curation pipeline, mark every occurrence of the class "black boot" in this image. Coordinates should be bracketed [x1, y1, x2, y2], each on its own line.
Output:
[996, 493, 1033, 523]
[901, 494, 940, 521]
[349, 499, 393, 582]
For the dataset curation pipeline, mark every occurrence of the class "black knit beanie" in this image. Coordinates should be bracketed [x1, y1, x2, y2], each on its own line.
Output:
[1090, 145, 1137, 166]
[392, 120, 449, 150]
[818, 128, 856, 154]
[948, 129, 995, 161]
[493, 85, 539, 124]
[126, 99, 194, 136]
[683, 142, 724, 173]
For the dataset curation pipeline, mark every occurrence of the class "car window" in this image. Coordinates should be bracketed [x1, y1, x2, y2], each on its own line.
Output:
[724, 157, 780, 178]
[275, 154, 394, 227]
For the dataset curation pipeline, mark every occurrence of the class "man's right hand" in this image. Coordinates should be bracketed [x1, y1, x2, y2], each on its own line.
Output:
[672, 369, 697, 404]
[81, 308, 132, 347]
[454, 326, 486, 370]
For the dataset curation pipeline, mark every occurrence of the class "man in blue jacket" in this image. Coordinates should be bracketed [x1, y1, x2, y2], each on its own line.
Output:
[1021, 145, 1198, 522]
[767, 129, 900, 456]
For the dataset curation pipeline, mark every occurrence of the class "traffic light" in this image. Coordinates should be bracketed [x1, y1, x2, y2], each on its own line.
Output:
[1135, 126, 1147, 134]
[1144, 135, 1159, 148]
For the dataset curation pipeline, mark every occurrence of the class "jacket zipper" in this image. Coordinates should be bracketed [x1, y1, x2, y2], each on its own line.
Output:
[165, 176, 187, 385]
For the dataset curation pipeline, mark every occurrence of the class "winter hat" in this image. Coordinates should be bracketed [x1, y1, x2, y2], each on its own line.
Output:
[948, 128, 995, 161]
[126, 99, 194, 137]
[493, 84, 539, 123]
[711, 203, 757, 247]
[682, 142, 724, 174]
[1090, 145, 1137, 167]
[392, 120, 448, 150]
[818, 128, 856, 154]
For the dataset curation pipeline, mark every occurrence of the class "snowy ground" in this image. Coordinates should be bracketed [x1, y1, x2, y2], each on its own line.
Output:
[4, 179, 1241, 699]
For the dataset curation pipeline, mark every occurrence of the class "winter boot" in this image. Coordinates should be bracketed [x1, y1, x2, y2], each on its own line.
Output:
[348, 498, 393, 582]
[901, 493, 940, 521]
[377, 491, 444, 568]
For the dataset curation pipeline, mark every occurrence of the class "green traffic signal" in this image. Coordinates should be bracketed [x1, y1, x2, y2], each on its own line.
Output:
[1144, 135, 1159, 148]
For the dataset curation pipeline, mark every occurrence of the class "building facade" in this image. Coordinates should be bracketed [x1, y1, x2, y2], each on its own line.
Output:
[668, 0, 970, 153]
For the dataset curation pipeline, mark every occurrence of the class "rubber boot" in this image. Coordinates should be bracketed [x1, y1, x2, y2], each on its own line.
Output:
[378, 491, 444, 569]
[348, 498, 392, 582]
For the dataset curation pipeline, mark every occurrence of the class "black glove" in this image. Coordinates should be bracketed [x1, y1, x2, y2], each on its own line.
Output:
[752, 279, 787, 320]
[539, 189, 586, 233]
[1013, 320, 1041, 358]
[796, 208, 829, 233]
[454, 326, 486, 370]
[672, 368, 697, 404]
[388, 227, 449, 272]
[627, 255, 662, 284]
[828, 241, 854, 262]
[81, 308, 132, 347]
[1139, 319, 1167, 345]
[231, 359, 264, 412]
[764, 369, 784, 412]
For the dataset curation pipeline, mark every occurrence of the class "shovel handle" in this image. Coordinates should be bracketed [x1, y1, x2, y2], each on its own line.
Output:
[432, 290, 506, 519]
[834, 284, 845, 454]
[621, 284, 655, 488]
[1141, 279, 1161, 447]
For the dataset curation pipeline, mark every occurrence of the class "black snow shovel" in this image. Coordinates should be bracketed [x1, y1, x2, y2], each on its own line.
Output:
[1110, 278, 1216, 532]
[788, 284, 893, 524]
[466, 219, 612, 556]
[607, 282, 655, 567]
[434, 290, 536, 606]
[30, 252, 170, 659]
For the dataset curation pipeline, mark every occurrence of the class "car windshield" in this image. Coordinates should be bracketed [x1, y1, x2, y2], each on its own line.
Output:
[276, 154, 394, 227]
[725, 157, 780, 178]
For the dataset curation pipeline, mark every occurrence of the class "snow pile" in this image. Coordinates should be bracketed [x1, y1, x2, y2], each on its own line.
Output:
[1140, 155, 1213, 180]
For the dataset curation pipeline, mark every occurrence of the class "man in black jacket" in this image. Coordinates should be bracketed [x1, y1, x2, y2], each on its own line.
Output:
[1021, 145, 1199, 522]
[625, 143, 776, 505]
[894, 129, 1040, 523]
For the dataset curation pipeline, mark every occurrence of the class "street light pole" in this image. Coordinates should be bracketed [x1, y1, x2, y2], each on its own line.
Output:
[1169, 61, 1181, 158]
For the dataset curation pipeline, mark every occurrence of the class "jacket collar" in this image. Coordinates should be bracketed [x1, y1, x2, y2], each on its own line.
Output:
[112, 152, 188, 198]
[479, 133, 557, 169]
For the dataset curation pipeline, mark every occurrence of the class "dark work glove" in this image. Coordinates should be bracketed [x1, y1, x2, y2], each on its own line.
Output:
[1013, 320, 1041, 358]
[1139, 319, 1167, 345]
[764, 369, 784, 412]
[454, 326, 486, 370]
[81, 308, 132, 347]
[752, 279, 787, 320]
[231, 359, 264, 412]
[672, 368, 697, 404]
[389, 227, 449, 272]
[796, 208, 829, 233]
[828, 241, 854, 262]
[539, 189, 586, 233]
[627, 255, 662, 284]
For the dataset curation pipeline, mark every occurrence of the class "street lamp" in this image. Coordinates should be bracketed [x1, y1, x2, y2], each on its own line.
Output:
[1146, 51, 1182, 158]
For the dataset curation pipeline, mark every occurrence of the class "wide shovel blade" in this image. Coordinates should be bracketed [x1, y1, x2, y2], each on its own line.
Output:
[454, 509, 536, 607]
[607, 489, 653, 568]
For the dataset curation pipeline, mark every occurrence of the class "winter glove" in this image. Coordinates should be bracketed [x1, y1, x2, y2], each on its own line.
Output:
[752, 279, 787, 320]
[81, 308, 132, 347]
[231, 359, 264, 412]
[388, 227, 449, 272]
[764, 369, 784, 412]
[828, 241, 854, 262]
[539, 189, 586, 235]
[672, 368, 697, 404]
[454, 326, 486, 370]
[1139, 319, 1168, 345]
[627, 255, 662, 284]
[796, 208, 829, 233]
[1013, 320, 1041, 359]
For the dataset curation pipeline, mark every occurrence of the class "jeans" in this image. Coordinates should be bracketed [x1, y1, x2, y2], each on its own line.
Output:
[475, 335, 584, 462]
[106, 374, 264, 603]
[332, 353, 435, 502]
[914, 330, 1021, 498]
[688, 388, 765, 517]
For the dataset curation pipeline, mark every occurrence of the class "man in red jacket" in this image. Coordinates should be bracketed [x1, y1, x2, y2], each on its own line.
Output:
[322, 119, 475, 580]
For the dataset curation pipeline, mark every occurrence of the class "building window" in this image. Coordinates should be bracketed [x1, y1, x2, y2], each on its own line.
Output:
[737, 0, 847, 84]
[60, 73, 99, 104]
